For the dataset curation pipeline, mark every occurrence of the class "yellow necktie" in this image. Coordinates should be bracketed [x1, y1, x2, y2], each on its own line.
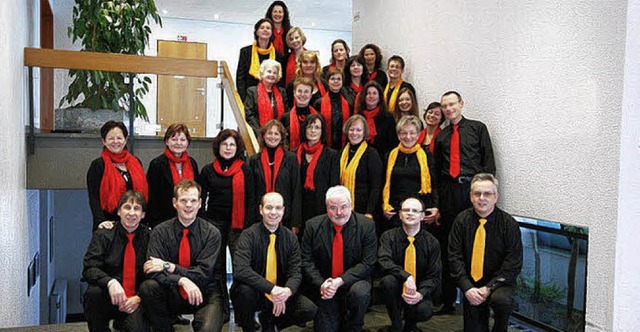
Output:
[470, 218, 487, 282]
[403, 236, 416, 293]
[265, 233, 277, 300]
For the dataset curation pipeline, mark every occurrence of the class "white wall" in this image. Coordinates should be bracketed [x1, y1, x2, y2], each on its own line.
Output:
[353, 0, 630, 330]
[613, 0, 640, 329]
[53, 6, 351, 136]
[0, 0, 40, 327]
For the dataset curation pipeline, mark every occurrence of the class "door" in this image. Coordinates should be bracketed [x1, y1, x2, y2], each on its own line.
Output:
[157, 40, 207, 137]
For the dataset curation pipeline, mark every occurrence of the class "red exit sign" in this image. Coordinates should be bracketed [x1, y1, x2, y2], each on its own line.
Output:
[177, 35, 188, 41]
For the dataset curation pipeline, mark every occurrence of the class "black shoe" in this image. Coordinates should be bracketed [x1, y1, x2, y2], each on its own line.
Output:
[378, 323, 402, 332]
[403, 321, 423, 332]
[434, 305, 456, 315]
[174, 314, 190, 325]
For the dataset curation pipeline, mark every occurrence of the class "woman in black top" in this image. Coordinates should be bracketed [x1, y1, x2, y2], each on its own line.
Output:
[283, 27, 307, 86]
[265, 1, 291, 56]
[236, 18, 283, 101]
[199, 129, 255, 322]
[338, 115, 383, 222]
[243, 59, 287, 134]
[314, 66, 354, 150]
[87, 121, 148, 230]
[354, 80, 398, 157]
[390, 87, 420, 122]
[382, 115, 438, 232]
[294, 114, 339, 229]
[322, 39, 350, 76]
[248, 119, 302, 233]
[344, 55, 368, 102]
[146, 123, 199, 228]
[359, 43, 387, 88]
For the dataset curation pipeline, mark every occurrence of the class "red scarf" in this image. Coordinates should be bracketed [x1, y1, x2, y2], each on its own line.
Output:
[99, 149, 148, 213]
[163, 148, 194, 185]
[273, 27, 285, 55]
[368, 71, 377, 81]
[296, 143, 323, 191]
[260, 146, 284, 192]
[288, 105, 318, 150]
[212, 159, 246, 230]
[418, 127, 442, 153]
[361, 107, 380, 144]
[317, 82, 327, 97]
[320, 93, 351, 147]
[257, 82, 285, 127]
[350, 82, 362, 94]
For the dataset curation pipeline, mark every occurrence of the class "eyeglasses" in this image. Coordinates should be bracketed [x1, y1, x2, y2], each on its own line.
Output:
[472, 191, 496, 198]
[306, 124, 322, 131]
[399, 131, 418, 137]
[400, 208, 423, 214]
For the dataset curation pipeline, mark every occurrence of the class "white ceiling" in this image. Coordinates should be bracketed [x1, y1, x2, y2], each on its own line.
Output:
[153, 0, 353, 32]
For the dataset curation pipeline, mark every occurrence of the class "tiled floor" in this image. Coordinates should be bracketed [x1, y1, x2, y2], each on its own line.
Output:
[0, 305, 536, 331]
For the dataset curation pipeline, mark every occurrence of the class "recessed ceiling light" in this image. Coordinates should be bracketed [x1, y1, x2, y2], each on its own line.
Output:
[213, 13, 220, 20]
[162, 9, 169, 15]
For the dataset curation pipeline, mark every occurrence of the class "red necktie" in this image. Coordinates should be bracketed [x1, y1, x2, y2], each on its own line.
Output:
[122, 233, 136, 298]
[332, 225, 344, 278]
[449, 124, 460, 178]
[178, 228, 191, 299]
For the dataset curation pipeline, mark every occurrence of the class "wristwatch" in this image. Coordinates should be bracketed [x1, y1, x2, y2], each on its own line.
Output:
[163, 261, 171, 271]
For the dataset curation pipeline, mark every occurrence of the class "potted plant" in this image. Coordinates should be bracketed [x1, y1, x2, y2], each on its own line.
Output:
[59, 0, 162, 123]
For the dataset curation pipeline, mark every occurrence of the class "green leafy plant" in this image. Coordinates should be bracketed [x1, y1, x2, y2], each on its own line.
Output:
[60, 0, 162, 121]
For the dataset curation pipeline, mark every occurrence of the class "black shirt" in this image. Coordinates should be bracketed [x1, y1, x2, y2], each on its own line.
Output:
[233, 223, 302, 294]
[296, 146, 340, 222]
[433, 116, 495, 182]
[378, 227, 441, 297]
[343, 143, 384, 215]
[448, 208, 523, 292]
[199, 159, 255, 229]
[82, 222, 150, 290]
[384, 148, 438, 210]
[146, 217, 221, 292]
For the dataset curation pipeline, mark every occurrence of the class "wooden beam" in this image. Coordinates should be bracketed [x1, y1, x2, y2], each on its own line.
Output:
[24, 48, 218, 78]
[220, 61, 259, 155]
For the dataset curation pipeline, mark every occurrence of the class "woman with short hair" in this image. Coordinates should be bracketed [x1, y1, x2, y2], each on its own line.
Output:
[382, 115, 438, 232]
[243, 59, 287, 134]
[146, 123, 199, 228]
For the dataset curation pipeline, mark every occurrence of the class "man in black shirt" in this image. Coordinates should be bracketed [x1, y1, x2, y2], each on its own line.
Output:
[83, 190, 150, 332]
[433, 90, 496, 314]
[231, 192, 317, 331]
[139, 180, 224, 332]
[378, 197, 441, 332]
[301, 185, 377, 332]
[449, 174, 522, 332]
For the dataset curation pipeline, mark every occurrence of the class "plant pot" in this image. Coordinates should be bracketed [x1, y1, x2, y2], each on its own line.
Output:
[54, 108, 124, 134]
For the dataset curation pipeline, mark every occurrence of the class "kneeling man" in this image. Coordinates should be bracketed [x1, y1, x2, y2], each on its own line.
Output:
[449, 173, 522, 332]
[82, 190, 150, 332]
[378, 197, 442, 332]
[231, 192, 317, 331]
[139, 179, 224, 332]
[301, 185, 377, 332]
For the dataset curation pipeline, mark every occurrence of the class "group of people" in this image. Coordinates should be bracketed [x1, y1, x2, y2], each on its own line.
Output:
[81, 1, 523, 331]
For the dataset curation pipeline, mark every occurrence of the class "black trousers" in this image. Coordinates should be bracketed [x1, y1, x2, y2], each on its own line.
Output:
[230, 281, 317, 331]
[210, 221, 242, 324]
[462, 286, 514, 332]
[434, 178, 471, 307]
[138, 279, 224, 332]
[380, 275, 434, 329]
[313, 279, 371, 332]
[83, 284, 149, 332]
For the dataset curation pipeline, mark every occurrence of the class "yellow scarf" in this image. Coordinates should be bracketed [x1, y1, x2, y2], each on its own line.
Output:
[340, 142, 368, 205]
[382, 143, 431, 212]
[384, 79, 403, 111]
[249, 41, 276, 79]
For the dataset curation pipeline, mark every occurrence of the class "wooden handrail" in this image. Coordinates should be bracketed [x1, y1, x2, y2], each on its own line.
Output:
[220, 60, 260, 156]
[24, 48, 217, 77]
